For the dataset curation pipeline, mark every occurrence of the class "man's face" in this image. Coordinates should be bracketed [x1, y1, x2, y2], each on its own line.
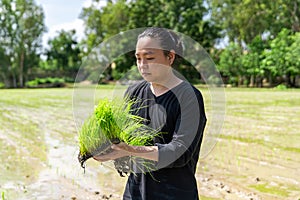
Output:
[135, 37, 171, 83]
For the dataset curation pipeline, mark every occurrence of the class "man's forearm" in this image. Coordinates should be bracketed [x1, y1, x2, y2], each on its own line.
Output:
[112, 143, 159, 161]
[131, 146, 159, 161]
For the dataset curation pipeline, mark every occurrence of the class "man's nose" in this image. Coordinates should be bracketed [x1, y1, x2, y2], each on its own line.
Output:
[139, 59, 148, 68]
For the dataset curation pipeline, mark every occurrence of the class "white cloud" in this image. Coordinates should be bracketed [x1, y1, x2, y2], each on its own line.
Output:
[38, 0, 107, 48]
[82, 0, 93, 8]
[82, 0, 107, 9]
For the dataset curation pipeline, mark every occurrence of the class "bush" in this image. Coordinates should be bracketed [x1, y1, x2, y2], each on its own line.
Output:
[274, 84, 288, 90]
[26, 77, 65, 88]
[0, 82, 5, 89]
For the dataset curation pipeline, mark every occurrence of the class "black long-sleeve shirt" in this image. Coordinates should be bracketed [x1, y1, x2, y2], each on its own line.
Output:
[123, 80, 206, 200]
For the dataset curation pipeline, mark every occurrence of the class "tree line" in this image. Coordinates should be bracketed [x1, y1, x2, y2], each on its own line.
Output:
[0, 0, 299, 88]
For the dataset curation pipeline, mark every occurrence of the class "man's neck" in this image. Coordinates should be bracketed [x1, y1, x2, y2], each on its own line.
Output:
[150, 76, 182, 96]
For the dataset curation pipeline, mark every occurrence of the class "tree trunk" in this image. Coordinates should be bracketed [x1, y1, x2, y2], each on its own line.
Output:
[296, 75, 300, 88]
[292, 76, 296, 87]
[289, 74, 296, 88]
[12, 73, 17, 88]
[286, 72, 295, 87]
[292, 1, 300, 32]
[249, 75, 255, 87]
[238, 75, 242, 87]
[19, 50, 25, 88]
[256, 76, 263, 88]
[268, 73, 273, 87]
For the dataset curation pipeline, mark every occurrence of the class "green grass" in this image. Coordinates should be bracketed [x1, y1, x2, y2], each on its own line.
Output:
[200, 196, 221, 200]
[249, 183, 289, 197]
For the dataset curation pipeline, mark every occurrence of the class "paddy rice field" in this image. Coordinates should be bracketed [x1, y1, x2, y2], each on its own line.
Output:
[0, 85, 299, 200]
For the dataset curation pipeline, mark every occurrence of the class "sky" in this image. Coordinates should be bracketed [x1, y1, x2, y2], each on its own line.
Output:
[35, 0, 105, 47]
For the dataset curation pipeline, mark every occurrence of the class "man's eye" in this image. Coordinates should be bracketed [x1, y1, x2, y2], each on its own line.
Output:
[147, 58, 154, 60]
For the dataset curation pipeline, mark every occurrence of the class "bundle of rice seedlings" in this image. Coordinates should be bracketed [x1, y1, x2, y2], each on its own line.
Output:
[78, 114, 111, 169]
[78, 98, 159, 175]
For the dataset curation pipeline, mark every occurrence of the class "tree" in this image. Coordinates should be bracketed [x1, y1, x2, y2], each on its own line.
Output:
[208, 0, 300, 44]
[261, 29, 295, 86]
[128, 0, 220, 49]
[79, 0, 221, 83]
[0, 46, 11, 86]
[45, 30, 82, 81]
[79, 0, 131, 82]
[0, 0, 46, 88]
[80, 0, 130, 51]
[286, 32, 300, 87]
[241, 36, 267, 87]
[218, 42, 243, 86]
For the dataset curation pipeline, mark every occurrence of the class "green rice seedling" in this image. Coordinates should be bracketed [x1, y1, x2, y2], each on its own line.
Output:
[2, 191, 5, 200]
[94, 98, 158, 146]
[78, 97, 160, 175]
[77, 114, 111, 169]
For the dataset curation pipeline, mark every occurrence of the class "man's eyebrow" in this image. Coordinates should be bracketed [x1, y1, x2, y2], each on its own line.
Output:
[135, 51, 155, 56]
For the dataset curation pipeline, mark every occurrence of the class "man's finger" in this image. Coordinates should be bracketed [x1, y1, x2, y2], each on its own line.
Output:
[111, 142, 128, 151]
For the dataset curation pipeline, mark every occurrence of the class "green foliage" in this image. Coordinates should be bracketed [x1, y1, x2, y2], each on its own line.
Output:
[240, 36, 267, 87]
[25, 77, 65, 88]
[45, 30, 82, 80]
[262, 29, 292, 76]
[218, 42, 244, 86]
[80, 0, 129, 51]
[275, 84, 288, 90]
[1, 0, 299, 88]
[208, 0, 300, 43]
[128, 0, 219, 48]
[79, 0, 220, 82]
[286, 32, 300, 75]
[261, 28, 300, 87]
[216, 28, 300, 87]
[0, 0, 46, 88]
[209, 0, 300, 87]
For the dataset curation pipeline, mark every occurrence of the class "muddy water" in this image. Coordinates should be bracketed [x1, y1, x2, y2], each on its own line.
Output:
[0, 88, 300, 200]
[22, 126, 126, 200]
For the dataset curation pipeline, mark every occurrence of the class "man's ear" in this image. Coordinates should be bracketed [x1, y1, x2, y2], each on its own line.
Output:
[168, 50, 176, 65]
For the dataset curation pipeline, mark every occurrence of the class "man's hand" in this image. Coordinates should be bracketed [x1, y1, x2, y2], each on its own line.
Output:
[93, 146, 130, 162]
[93, 142, 159, 162]
[112, 142, 156, 153]
[113, 142, 159, 161]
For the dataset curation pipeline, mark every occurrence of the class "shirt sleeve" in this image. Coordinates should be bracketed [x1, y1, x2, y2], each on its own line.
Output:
[155, 87, 206, 169]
